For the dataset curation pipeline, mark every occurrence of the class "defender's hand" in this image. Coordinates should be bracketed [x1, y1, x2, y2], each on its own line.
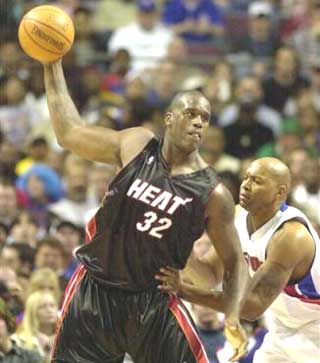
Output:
[224, 317, 248, 362]
[155, 267, 182, 294]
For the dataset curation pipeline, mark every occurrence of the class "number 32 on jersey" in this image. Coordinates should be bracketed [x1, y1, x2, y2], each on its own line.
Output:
[136, 211, 172, 239]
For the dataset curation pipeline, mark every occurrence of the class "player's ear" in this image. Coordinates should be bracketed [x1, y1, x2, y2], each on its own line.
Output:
[165, 112, 173, 126]
[277, 184, 287, 201]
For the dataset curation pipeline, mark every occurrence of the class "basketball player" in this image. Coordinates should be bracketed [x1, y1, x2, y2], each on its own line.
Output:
[43, 60, 248, 363]
[156, 157, 320, 363]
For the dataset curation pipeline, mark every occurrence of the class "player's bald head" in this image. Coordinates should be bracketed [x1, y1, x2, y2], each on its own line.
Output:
[251, 157, 292, 192]
[168, 91, 210, 113]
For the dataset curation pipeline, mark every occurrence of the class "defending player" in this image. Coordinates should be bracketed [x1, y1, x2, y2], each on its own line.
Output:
[156, 157, 320, 363]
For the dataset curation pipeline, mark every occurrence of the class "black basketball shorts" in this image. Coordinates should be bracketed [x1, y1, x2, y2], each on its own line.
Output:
[51, 265, 209, 363]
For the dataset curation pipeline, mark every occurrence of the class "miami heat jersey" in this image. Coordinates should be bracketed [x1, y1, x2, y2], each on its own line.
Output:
[76, 137, 219, 291]
[235, 204, 320, 329]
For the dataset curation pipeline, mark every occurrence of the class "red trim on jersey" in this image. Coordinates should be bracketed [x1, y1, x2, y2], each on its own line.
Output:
[51, 265, 87, 360]
[169, 294, 209, 363]
[85, 215, 97, 243]
[284, 285, 320, 305]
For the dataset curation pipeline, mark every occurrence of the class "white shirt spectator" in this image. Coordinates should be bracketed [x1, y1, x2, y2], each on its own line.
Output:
[108, 22, 173, 74]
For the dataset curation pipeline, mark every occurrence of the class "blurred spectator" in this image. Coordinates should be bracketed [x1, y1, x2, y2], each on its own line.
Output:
[8, 211, 40, 248]
[15, 137, 50, 176]
[13, 291, 59, 363]
[93, 0, 136, 32]
[166, 37, 207, 91]
[287, 147, 312, 188]
[162, 0, 225, 44]
[192, 304, 225, 363]
[48, 156, 95, 226]
[262, 45, 310, 115]
[0, 245, 21, 274]
[256, 117, 303, 161]
[147, 60, 179, 110]
[0, 297, 42, 363]
[34, 237, 64, 275]
[309, 57, 320, 112]
[0, 141, 21, 182]
[291, 157, 320, 224]
[218, 75, 281, 136]
[200, 126, 241, 173]
[290, 0, 320, 71]
[72, 6, 103, 66]
[0, 77, 38, 149]
[100, 48, 131, 108]
[26, 268, 61, 305]
[203, 58, 235, 118]
[0, 223, 9, 248]
[219, 76, 275, 158]
[108, 0, 173, 73]
[0, 179, 19, 227]
[16, 164, 64, 229]
[53, 220, 82, 280]
[231, 1, 281, 77]
[0, 41, 24, 80]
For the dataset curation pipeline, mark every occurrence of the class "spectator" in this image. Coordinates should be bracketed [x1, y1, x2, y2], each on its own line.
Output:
[13, 291, 59, 363]
[8, 211, 40, 248]
[162, 0, 225, 44]
[256, 117, 303, 161]
[26, 268, 61, 305]
[218, 75, 282, 136]
[287, 147, 312, 189]
[290, 0, 320, 71]
[0, 297, 42, 363]
[0, 180, 19, 227]
[34, 237, 64, 275]
[200, 126, 241, 173]
[291, 157, 320, 225]
[53, 220, 82, 280]
[48, 156, 95, 227]
[108, 0, 173, 73]
[231, 1, 281, 77]
[262, 45, 310, 115]
[0, 141, 21, 182]
[0, 77, 37, 149]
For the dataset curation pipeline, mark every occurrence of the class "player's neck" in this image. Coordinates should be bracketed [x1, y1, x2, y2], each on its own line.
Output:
[248, 206, 280, 233]
[161, 137, 199, 170]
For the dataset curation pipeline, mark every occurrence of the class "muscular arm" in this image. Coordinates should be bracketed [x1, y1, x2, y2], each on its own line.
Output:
[166, 221, 314, 321]
[241, 222, 314, 320]
[205, 183, 248, 318]
[44, 61, 153, 165]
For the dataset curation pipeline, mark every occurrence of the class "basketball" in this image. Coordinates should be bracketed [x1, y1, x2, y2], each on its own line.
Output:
[18, 5, 75, 63]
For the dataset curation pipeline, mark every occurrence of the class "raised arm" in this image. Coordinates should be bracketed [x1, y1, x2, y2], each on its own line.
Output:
[44, 60, 153, 165]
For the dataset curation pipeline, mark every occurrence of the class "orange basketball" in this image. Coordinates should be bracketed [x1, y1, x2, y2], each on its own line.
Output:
[18, 5, 75, 63]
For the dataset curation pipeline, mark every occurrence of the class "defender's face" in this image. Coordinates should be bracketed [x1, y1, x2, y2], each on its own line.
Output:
[167, 97, 210, 152]
[239, 163, 278, 212]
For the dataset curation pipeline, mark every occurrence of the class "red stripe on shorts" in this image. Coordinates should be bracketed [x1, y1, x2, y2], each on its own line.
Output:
[51, 264, 87, 360]
[169, 294, 209, 363]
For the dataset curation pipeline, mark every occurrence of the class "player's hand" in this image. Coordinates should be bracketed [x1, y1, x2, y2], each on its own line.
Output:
[155, 267, 182, 294]
[224, 316, 248, 362]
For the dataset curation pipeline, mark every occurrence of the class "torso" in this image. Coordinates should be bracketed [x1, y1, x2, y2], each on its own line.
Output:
[236, 204, 320, 328]
[76, 137, 219, 291]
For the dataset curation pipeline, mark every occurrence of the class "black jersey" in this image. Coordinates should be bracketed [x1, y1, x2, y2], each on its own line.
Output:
[76, 137, 219, 291]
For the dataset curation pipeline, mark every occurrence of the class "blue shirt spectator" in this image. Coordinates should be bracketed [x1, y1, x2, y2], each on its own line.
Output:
[162, 0, 224, 43]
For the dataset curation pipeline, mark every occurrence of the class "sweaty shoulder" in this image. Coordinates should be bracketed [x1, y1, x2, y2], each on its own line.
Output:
[206, 183, 235, 223]
[119, 127, 154, 167]
[267, 220, 315, 270]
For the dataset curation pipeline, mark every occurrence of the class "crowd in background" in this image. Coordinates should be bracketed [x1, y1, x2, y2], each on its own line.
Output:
[0, 0, 319, 362]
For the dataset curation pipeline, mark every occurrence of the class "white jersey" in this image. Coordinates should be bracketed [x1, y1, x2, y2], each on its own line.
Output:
[235, 204, 320, 329]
